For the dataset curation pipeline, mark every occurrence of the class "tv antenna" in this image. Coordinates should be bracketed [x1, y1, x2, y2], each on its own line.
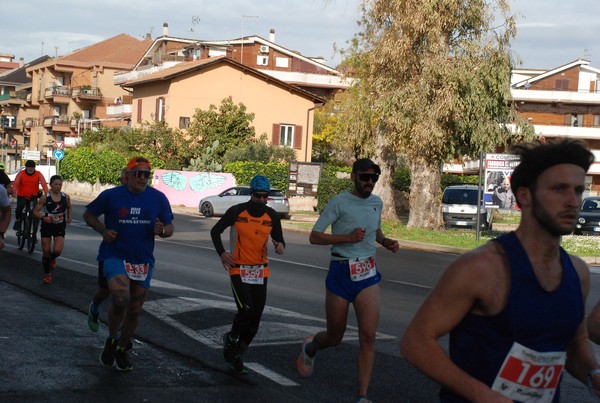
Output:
[241, 14, 258, 65]
[190, 15, 200, 32]
[584, 48, 593, 59]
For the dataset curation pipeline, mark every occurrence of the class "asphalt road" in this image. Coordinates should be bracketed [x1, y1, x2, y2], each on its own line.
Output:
[1, 199, 599, 402]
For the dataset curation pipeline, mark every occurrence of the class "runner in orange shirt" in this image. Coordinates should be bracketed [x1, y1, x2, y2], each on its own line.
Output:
[210, 175, 286, 374]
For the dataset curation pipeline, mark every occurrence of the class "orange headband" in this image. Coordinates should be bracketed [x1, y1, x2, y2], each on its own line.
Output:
[126, 157, 151, 170]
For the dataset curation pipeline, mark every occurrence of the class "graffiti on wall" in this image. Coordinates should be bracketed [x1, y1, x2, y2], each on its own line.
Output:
[152, 170, 236, 208]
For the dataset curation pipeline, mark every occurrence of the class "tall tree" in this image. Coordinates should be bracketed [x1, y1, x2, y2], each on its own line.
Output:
[342, 0, 534, 228]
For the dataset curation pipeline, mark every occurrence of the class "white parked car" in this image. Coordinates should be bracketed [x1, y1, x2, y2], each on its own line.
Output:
[198, 186, 290, 218]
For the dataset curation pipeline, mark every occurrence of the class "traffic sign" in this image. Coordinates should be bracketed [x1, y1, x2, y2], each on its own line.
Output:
[53, 150, 65, 161]
[55, 141, 64, 150]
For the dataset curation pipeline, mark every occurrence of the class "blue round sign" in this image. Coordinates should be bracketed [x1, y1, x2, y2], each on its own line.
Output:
[53, 150, 65, 161]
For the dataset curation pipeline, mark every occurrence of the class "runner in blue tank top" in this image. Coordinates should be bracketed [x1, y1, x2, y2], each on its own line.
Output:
[401, 139, 600, 402]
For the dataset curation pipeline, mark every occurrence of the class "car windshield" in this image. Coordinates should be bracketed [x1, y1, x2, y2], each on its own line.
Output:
[442, 189, 478, 205]
[582, 199, 600, 212]
[269, 190, 284, 197]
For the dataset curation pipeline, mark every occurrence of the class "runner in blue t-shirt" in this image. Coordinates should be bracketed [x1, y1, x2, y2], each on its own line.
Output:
[83, 156, 174, 371]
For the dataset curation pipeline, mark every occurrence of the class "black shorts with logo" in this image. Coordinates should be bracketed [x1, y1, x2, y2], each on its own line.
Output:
[40, 223, 66, 238]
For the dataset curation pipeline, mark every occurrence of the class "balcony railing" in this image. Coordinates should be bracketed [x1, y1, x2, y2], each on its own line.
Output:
[72, 86, 102, 100]
[107, 103, 132, 116]
[43, 115, 70, 127]
[0, 90, 30, 104]
[44, 86, 72, 97]
[23, 118, 39, 128]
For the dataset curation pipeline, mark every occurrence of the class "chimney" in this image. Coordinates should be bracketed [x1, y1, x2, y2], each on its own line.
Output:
[146, 33, 152, 40]
[269, 29, 275, 43]
[163, 22, 169, 37]
[19, 57, 24, 68]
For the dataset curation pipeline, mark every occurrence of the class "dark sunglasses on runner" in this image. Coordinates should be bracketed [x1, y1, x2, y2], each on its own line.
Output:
[357, 173, 379, 183]
[252, 192, 269, 199]
[129, 170, 151, 179]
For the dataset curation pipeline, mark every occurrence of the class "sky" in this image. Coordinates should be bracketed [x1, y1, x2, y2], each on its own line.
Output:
[1, 0, 599, 70]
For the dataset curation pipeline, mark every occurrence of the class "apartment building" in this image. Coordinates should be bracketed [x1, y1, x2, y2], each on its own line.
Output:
[0, 34, 152, 169]
[114, 24, 352, 100]
[511, 58, 600, 190]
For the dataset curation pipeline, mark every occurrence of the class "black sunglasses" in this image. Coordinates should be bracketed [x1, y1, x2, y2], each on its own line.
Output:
[129, 170, 151, 179]
[252, 192, 269, 199]
[357, 173, 379, 183]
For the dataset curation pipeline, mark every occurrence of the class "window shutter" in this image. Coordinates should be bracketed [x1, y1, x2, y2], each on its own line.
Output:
[137, 99, 142, 123]
[294, 125, 303, 149]
[272, 124, 280, 145]
[155, 98, 160, 122]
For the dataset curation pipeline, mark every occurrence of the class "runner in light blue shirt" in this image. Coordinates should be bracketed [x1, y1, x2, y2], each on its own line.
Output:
[296, 158, 400, 403]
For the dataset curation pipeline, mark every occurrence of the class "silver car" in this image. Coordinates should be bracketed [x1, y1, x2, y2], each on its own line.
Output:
[198, 186, 290, 218]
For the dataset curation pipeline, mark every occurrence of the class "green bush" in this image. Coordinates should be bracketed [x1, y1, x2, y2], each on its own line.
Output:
[316, 175, 354, 213]
[223, 161, 289, 191]
[60, 147, 129, 185]
[441, 173, 479, 188]
[390, 166, 479, 193]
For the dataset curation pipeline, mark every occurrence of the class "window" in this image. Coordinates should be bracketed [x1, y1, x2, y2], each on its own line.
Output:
[257, 56, 268, 66]
[155, 97, 165, 122]
[137, 99, 142, 123]
[275, 57, 289, 68]
[280, 124, 294, 147]
[594, 115, 600, 127]
[179, 117, 190, 129]
[565, 114, 584, 127]
[272, 123, 303, 149]
[554, 79, 570, 91]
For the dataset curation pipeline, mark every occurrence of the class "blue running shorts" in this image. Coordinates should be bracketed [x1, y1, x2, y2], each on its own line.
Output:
[102, 258, 155, 289]
[325, 260, 382, 303]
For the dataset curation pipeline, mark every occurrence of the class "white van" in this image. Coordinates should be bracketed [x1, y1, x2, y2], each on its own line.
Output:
[441, 185, 489, 229]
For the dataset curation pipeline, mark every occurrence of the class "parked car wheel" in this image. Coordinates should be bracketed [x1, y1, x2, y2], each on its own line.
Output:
[200, 201, 214, 217]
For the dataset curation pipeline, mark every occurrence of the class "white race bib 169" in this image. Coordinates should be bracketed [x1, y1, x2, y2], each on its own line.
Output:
[491, 342, 565, 403]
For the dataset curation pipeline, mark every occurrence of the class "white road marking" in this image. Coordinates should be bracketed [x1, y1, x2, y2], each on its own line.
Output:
[244, 363, 299, 386]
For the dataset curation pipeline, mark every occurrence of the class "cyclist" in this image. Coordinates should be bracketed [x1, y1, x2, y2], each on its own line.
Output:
[33, 175, 72, 284]
[13, 160, 49, 232]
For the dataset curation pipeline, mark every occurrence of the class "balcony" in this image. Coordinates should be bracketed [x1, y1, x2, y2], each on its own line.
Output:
[0, 90, 29, 106]
[72, 86, 102, 101]
[42, 115, 72, 133]
[106, 103, 132, 116]
[512, 88, 600, 105]
[23, 118, 39, 128]
[44, 86, 72, 104]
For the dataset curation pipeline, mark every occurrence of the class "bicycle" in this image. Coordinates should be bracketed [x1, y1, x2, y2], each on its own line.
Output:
[16, 193, 40, 254]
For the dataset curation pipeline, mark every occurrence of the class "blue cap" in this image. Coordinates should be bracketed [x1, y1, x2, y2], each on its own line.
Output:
[249, 175, 270, 192]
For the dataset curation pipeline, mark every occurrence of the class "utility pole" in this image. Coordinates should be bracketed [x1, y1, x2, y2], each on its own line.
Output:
[241, 14, 258, 65]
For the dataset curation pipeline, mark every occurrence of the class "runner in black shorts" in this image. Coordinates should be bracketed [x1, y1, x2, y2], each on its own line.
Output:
[210, 175, 286, 374]
[33, 175, 72, 284]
